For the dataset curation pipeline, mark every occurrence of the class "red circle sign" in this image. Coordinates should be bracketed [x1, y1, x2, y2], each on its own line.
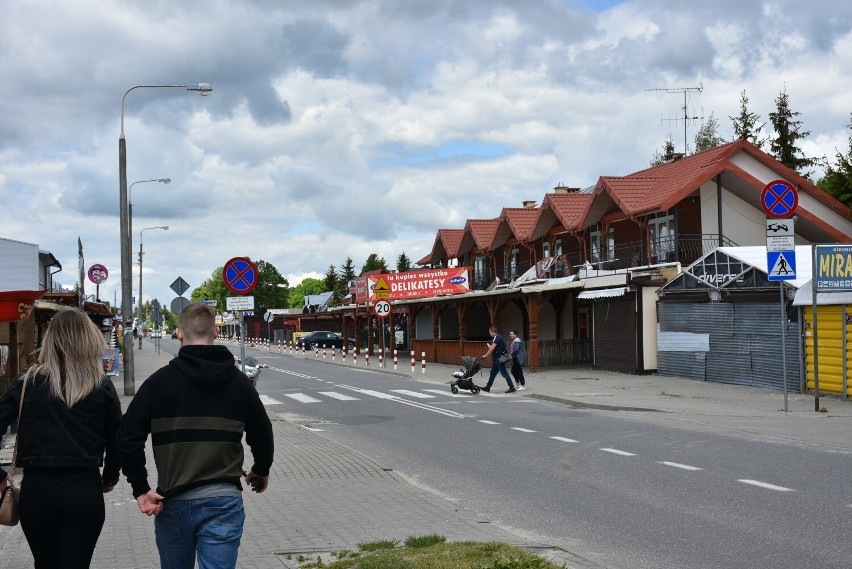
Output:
[761, 180, 798, 219]
[373, 300, 391, 318]
[88, 264, 109, 284]
[222, 257, 259, 295]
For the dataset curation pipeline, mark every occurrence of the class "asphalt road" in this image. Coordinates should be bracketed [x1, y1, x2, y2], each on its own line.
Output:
[169, 343, 852, 569]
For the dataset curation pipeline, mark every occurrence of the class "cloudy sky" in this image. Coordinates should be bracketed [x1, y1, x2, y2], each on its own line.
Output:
[3, 0, 851, 311]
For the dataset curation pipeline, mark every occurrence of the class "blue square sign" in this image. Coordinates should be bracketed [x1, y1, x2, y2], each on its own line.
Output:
[767, 251, 796, 281]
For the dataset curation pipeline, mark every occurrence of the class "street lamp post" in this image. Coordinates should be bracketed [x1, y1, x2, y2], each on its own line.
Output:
[138, 226, 169, 349]
[129, 177, 170, 336]
[119, 83, 211, 395]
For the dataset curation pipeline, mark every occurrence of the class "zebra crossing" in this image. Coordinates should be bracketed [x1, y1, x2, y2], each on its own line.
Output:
[260, 386, 521, 407]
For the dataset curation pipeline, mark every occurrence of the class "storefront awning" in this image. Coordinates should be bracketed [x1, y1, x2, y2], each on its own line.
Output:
[577, 286, 629, 300]
[0, 290, 46, 321]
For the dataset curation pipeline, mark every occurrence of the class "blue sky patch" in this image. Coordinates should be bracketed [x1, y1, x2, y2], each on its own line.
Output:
[370, 140, 513, 168]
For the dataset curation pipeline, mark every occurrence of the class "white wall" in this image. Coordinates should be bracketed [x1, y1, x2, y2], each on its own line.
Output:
[699, 183, 766, 246]
[0, 238, 39, 290]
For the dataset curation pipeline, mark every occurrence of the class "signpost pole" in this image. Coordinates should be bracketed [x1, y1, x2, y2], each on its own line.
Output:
[811, 245, 820, 411]
[780, 282, 788, 413]
[240, 311, 246, 374]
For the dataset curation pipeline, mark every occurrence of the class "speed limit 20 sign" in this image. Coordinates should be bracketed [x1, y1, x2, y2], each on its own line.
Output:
[373, 300, 392, 318]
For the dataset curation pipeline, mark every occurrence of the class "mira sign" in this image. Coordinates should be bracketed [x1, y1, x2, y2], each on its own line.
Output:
[355, 268, 469, 303]
[815, 245, 852, 292]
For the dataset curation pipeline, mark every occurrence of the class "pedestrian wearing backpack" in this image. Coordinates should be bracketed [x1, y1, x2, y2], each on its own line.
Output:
[508, 330, 527, 390]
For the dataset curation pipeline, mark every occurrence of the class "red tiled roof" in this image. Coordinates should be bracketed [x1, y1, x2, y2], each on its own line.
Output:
[459, 219, 501, 255]
[529, 192, 595, 241]
[439, 229, 465, 258]
[501, 208, 540, 242]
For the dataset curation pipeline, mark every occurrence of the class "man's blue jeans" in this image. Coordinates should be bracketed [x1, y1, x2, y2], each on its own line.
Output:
[154, 495, 245, 569]
[485, 360, 514, 389]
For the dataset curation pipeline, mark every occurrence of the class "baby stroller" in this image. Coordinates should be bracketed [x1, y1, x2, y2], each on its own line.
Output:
[450, 356, 482, 394]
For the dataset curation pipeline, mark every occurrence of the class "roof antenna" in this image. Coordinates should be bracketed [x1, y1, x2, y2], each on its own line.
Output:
[646, 83, 703, 155]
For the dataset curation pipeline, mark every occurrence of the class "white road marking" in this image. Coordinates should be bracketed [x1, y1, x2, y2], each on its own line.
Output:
[301, 425, 324, 432]
[391, 390, 436, 399]
[737, 479, 795, 492]
[336, 384, 465, 418]
[659, 461, 702, 471]
[269, 367, 314, 379]
[283, 393, 323, 403]
[423, 389, 471, 398]
[601, 448, 637, 457]
[511, 427, 537, 433]
[550, 436, 579, 443]
[478, 420, 500, 425]
[259, 395, 282, 406]
[318, 392, 360, 401]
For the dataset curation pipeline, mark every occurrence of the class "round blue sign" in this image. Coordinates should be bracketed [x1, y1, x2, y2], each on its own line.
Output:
[223, 257, 258, 294]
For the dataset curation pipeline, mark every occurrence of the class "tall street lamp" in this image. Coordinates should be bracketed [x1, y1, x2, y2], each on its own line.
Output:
[138, 226, 169, 349]
[129, 177, 171, 259]
[119, 83, 211, 395]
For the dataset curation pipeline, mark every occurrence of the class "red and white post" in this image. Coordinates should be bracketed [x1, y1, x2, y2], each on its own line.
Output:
[421, 351, 426, 374]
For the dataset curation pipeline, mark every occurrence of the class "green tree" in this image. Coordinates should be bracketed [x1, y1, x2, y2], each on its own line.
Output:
[769, 88, 818, 176]
[360, 253, 387, 275]
[323, 264, 338, 292]
[694, 112, 726, 152]
[339, 257, 357, 290]
[650, 139, 676, 166]
[396, 252, 412, 272]
[288, 278, 325, 309]
[252, 259, 289, 312]
[817, 113, 852, 207]
[190, 266, 230, 310]
[730, 89, 767, 148]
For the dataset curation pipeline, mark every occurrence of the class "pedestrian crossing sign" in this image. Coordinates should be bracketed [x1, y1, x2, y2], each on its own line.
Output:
[767, 251, 796, 281]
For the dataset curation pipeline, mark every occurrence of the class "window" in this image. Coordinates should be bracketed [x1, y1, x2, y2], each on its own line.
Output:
[510, 246, 519, 279]
[649, 213, 675, 261]
[590, 228, 614, 264]
[542, 241, 550, 259]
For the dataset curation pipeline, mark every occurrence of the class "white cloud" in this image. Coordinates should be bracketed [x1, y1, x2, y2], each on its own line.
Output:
[1, 0, 851, 308]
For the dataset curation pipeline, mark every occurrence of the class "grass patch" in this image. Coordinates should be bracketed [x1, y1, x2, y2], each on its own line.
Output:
[297, 539, 565, 569]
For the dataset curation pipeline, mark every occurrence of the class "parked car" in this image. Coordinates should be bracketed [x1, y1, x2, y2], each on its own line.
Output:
[296, 331, 355, 351]
[150, 330, 162, 338]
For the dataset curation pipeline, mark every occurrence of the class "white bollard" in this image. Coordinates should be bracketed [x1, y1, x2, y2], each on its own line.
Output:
[411, 352, 415, 373]
[393, 349, 398, 370]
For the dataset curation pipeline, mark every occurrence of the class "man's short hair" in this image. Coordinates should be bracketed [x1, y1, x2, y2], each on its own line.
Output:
[489, 326, 498, 334]
[179, 302, 216, 341]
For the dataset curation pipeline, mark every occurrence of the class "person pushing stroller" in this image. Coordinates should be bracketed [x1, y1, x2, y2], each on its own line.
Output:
[482, 326, 516, 393]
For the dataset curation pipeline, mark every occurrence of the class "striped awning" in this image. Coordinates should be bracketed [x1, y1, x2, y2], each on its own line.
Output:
[577, 286, 629, 300]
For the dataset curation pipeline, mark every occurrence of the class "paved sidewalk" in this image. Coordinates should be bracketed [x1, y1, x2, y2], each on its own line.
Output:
[3, 339, 851, 568]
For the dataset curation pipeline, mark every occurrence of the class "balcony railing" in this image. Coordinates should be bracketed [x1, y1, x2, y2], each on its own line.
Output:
[468, 235, 735, 290]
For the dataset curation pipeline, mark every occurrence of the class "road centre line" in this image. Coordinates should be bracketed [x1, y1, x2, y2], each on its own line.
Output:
[658, 461, 702, 471]
[511, 427, 537, 433]
[269, 367, 315, 379]
[550, 436, 579, 443]
[478, 420, 500, 425]
[737, 479, 795, 492]
[601, 448, 637, 457]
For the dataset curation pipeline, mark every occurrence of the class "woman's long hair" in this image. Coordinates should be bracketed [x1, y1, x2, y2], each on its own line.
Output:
[24, 308, 106, 407]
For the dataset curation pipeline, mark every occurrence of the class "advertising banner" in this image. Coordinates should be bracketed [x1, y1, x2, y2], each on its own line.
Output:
[815, 244, 852, 292]
[358, 268, 469, 302]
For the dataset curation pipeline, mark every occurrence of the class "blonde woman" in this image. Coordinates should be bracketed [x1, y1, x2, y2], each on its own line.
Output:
[0, 308, 121, 568]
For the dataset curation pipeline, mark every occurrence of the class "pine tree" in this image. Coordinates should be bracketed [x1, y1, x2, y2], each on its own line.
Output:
[769, 88, 817, 175]
[817, 113, 852, 207]
[360, 253, 388, 274]
[650, 139, 676, 166]
[396, 252, 412, 272]
[730, 90, 767, 148]
[338, 257, 356, 290]
[323, 264, 338, 292]
[694, 112, 726, 152]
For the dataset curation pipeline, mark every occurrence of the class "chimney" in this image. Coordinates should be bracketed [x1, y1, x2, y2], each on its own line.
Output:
[522, 200, 537, 208]
[553, 183, 580, 194]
